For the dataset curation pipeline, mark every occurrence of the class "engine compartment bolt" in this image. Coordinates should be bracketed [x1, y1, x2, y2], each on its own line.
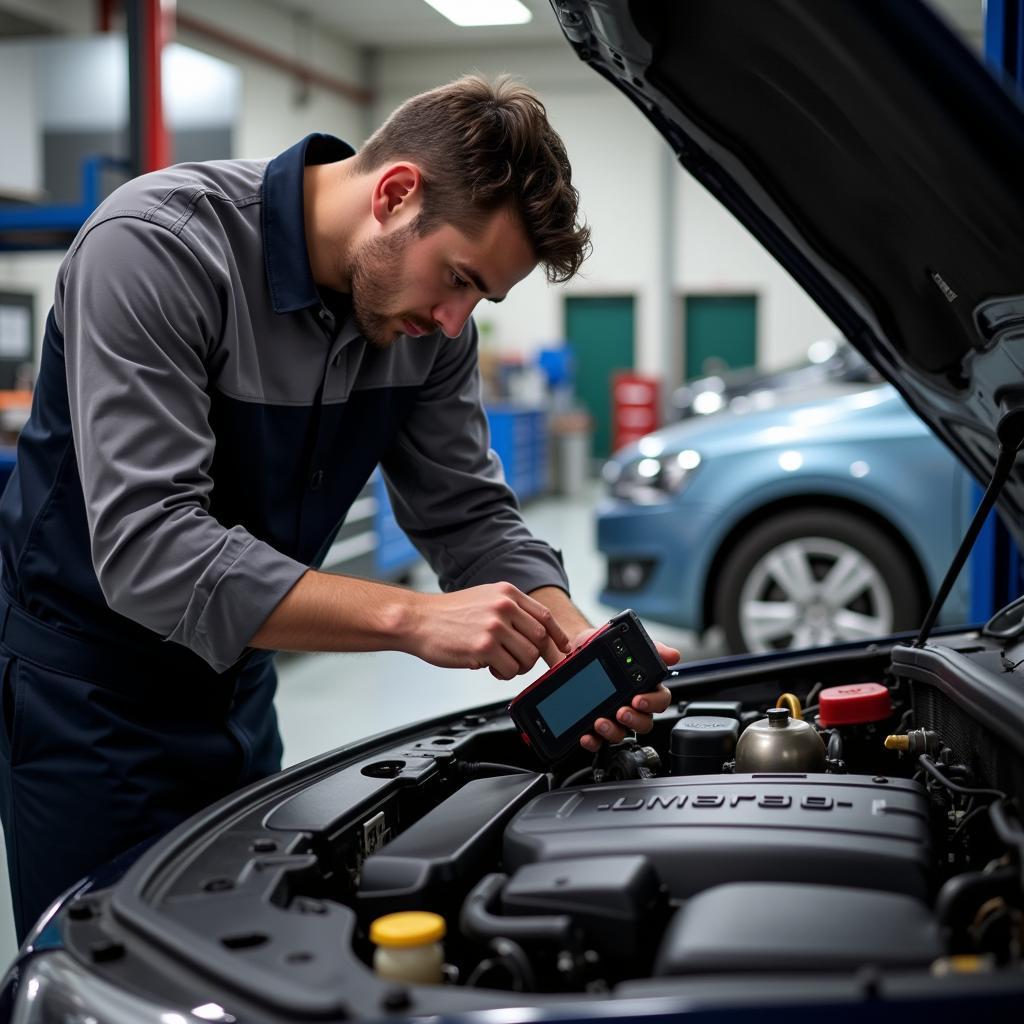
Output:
[382, 987, 411, 1011]
[856, 964, 881, 999]
[68, 900, 95, 921]
[89, 940, 125, 964]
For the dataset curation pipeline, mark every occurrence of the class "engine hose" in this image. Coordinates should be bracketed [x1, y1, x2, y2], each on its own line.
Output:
[460, 873, 574, 947]
[952, 802, 993, 838]
[918, 755, 1006, 802]
[827, 730, 844, 762]
[989, 800, 1024, 889]
[990, 800, 1024, 851]
[490, 938, 537, 991]
[465, 937, 537, 991]
[562, 766, 595, 788]
[935, 864, 1019, 942]
[776, 693, 803, 720]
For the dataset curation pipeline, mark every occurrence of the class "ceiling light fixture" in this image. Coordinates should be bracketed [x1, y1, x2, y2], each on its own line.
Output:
[422, 0, 532, 27]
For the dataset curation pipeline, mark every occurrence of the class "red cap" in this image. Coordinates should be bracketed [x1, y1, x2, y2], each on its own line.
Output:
[817, 683, 892, 727]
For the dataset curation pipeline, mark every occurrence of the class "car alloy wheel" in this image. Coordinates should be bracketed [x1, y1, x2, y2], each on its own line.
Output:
[714, 508, 924, 653]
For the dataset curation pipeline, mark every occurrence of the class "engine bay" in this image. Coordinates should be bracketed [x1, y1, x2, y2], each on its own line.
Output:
[59, 631, 1024, 1020]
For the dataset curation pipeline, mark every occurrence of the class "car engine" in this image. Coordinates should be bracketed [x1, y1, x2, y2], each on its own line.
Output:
[55, 632, 1024, 1020]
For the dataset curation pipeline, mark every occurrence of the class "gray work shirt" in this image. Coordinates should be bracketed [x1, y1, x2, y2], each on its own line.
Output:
[0, 133, 569, 674]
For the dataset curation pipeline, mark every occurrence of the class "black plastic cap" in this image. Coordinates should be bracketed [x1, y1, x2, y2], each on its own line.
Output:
[680, 700, 743, 720]
[670, 716, 740, 775]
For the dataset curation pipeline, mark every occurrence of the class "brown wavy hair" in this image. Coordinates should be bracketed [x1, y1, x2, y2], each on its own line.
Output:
[354, 74, 591, 283]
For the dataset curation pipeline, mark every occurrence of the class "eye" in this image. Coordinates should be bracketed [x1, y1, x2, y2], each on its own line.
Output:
[451, 271, 469, 289]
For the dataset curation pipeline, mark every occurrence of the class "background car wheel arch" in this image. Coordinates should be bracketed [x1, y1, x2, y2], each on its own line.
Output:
[702, 498, 930, 651]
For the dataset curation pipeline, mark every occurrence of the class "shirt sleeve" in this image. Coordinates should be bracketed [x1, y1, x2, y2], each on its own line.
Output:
[59, 217, 308, 672]
[379, 319, 570, 596]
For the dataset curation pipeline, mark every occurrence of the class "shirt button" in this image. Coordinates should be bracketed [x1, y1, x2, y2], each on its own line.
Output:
[309, 469, 324, 491]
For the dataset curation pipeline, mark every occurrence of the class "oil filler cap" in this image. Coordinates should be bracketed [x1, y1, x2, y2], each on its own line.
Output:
[818, 683, 892, 728]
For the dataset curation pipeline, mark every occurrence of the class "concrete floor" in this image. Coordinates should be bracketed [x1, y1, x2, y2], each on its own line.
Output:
[0, 482, 703, 971]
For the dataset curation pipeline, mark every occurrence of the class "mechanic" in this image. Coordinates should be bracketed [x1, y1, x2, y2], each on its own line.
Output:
[0, 75, 676, 941]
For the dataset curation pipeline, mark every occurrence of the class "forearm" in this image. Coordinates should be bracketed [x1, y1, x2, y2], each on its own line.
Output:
[250, 572, 571, 679]
[249, 569, 415, 654]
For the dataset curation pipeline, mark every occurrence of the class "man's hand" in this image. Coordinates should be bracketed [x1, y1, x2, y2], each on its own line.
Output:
[563, 627, 679, 752]
[406, 583, 571, 680]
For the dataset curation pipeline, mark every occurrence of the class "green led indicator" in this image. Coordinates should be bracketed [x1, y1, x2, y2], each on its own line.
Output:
[626, 656, 633, 664]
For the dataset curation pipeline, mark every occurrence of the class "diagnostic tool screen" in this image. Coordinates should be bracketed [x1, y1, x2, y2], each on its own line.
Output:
[536, 658, 617, 737]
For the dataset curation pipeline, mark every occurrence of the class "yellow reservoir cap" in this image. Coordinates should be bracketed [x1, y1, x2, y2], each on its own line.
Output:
[370, 912, 446, 948]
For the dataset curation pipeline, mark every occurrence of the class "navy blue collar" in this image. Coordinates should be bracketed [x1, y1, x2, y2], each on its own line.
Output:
[262, 133, 356, 314]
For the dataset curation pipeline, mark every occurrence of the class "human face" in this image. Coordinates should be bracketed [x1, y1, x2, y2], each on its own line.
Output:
[348, 206, 537, 347]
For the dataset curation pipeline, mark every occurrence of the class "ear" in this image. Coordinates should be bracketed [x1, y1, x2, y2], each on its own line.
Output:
[370, 163, 423, 226]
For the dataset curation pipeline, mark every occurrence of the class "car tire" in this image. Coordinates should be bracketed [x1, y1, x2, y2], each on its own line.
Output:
[713, 508, 925, 653]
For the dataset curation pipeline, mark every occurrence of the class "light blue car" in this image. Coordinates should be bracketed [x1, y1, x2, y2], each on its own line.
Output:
[597, 382, 970, 652]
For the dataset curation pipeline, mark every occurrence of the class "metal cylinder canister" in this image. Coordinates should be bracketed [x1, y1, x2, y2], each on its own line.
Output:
[734, 707, 827, 773]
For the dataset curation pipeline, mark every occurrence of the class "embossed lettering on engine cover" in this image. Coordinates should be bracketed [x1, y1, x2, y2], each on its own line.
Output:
[503, 774, 931, 900]
[598, 792, 842, 811]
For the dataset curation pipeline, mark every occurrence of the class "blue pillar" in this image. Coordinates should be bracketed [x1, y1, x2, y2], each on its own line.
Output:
[984, 0, 1023, 95]
[969, 0, 1023, 621]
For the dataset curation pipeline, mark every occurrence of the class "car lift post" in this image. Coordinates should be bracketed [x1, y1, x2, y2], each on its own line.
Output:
[125, 0, 172, 176]
[968, 0, 1024, 621]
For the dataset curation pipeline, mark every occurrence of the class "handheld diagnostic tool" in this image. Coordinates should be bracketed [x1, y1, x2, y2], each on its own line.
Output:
[508, 609, 668, 763]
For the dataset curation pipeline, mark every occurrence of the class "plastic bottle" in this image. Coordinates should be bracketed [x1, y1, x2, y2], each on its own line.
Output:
[370, 911, 446, 985]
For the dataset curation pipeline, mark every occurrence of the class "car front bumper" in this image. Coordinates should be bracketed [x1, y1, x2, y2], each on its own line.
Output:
[596, 498, 721, 630]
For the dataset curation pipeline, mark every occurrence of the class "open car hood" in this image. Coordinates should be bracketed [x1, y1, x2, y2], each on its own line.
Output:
[553, 0, 1024, 538]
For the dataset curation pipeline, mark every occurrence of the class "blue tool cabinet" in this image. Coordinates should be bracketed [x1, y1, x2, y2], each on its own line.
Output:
[485, 404, 548, 502]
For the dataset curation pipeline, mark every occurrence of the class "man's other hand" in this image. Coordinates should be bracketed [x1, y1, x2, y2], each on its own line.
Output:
[565, 628, 678, 752]
[408, 583, 571, 680]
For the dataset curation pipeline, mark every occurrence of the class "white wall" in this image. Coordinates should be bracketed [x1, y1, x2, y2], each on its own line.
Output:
[677, 171, 839, 373]
[175, 0, 365, 158]
[0, 15, 836, 386]
[0, 47, 40, 198]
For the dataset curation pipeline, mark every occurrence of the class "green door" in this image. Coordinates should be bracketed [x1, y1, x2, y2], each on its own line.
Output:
[565, 295, 635, 459]
[684, 295, 757, 379]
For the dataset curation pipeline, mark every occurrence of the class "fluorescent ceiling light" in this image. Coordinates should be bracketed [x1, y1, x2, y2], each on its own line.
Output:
[423, 0, 532, 27]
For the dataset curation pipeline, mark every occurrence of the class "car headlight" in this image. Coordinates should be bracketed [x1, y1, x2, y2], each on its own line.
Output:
[604, 449, 702, 503]
[10, 950, 210, 1024]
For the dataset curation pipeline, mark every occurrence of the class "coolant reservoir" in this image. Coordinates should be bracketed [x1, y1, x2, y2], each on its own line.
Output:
[370, 911, 446, 985]
[735, 707, 826, 773]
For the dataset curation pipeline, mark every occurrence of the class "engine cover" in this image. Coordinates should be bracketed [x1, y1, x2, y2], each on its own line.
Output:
[503, 774, 930, 899]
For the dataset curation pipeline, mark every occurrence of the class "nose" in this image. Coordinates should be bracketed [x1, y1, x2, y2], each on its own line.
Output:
[431, 295, 479, 339]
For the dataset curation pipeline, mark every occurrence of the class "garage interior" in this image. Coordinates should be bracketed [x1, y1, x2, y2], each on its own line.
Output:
[0, 0, 999, 969]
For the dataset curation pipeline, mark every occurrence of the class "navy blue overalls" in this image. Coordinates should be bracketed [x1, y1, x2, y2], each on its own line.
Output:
[0, 137, 362, 941]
